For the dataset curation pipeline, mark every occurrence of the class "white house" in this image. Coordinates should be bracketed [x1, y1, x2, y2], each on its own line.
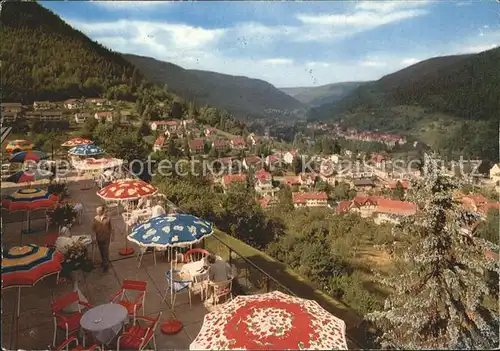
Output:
[94, 111, 114, 123]
[490, 164, 500, 183]
[283, 150, 297, 164]
[329, 154, 341, 164]
[64, 99, 83, 110]
[150, 120, 179, 132]
[74, 113, 91, 124]
[292, 192, 328, 208]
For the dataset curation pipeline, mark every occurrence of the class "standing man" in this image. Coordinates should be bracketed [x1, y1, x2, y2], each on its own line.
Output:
[91, 206, 114, 272]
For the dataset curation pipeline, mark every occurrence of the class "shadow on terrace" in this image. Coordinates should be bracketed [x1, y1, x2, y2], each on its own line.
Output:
[1, 176, 370, 350]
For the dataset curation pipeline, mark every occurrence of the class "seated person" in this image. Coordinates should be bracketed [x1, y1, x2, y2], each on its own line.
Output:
[55, 226, 74, 254]
[206, 254, 232, 283]
[150, 199, 166, 218]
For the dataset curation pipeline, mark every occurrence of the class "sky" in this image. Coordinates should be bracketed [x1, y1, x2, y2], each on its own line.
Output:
[42, 1, 500, 87]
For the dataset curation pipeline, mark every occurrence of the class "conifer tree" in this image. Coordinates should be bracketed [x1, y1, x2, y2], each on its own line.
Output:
[368, 153, 499, 349]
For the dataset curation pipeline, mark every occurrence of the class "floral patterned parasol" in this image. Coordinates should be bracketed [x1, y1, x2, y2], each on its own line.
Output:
[128, 213, 213, 248]
[61, 138, 94, 147]
[97, 179, 158, 201]
[190, 291, 348, 350]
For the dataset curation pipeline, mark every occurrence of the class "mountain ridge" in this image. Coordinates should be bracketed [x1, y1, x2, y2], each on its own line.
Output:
[309, 48, 500, 160]
[280, 81, 368, 107]
[123, 53, 306, 121]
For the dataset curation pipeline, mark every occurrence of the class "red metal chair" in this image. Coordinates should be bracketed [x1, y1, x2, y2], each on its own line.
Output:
[117, 312, 162, 351]
[44, 233, 59, 247]
[54, 336, 101, 351]
[51, 291, 93, 347]
[183, 248, 210, 263]
[110, 280, 147, 325]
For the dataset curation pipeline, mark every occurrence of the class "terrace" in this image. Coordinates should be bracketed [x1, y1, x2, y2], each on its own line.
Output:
[1, 176, 366, 349]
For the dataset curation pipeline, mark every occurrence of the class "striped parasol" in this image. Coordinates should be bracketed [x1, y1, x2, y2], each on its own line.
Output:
[62, 138, 94, 147]
[2, 188, 58, 212]
[5, 140, 33, 153]
[2, 188, 58, 234]
[9, 150, 49, 163]
[2, 245, 63, 316]
[4, 169, 53, 184]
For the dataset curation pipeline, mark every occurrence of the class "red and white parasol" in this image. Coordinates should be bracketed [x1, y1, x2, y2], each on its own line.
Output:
[190, 291, 348, 350]
[97, 179, 158, 201]
[97, 179, 158, 256]
[62, 138, 94, 147]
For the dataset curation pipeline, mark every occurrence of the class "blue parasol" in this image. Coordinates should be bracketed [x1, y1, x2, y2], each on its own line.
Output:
[127, 214, 213, 249]
[68, 144, 104, 156]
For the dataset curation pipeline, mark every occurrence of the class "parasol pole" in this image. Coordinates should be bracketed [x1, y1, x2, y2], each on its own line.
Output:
[119, 199, 134, 256]
[17, 287, 21, 317]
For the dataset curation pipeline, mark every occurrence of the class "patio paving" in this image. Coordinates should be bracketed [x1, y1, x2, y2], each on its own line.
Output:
[1, 175, 214, 350]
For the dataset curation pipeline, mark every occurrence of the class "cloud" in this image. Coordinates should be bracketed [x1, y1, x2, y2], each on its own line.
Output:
[355, 1, 431, 12]
[359, 59, 387, 67]
[91, 1, 172, 10]
[400, 58, 420, 66]
[459, 43, 498, 54]
[260, 58, 294, 65]
[306, 61, 330, 68]
[69, 19, 225, 53]
[292, 1, 429, 42]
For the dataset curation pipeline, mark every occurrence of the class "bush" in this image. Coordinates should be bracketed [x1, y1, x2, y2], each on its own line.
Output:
[329, 272, 383, 315]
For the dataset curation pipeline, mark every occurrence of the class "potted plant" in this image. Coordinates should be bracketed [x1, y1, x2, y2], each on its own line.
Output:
[61, 240, 93, 277]
[46, 203, 77, 229]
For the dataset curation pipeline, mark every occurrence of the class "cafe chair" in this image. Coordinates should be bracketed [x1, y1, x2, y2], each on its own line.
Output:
[117, 312, 162, 351]
[163, 270, 191, 309]
[208, 278, 234, 306]
[110, 280, 147, 326]
[183, 248, 210, 263]
[190, 271, 209, 302]
[51, 291, 93, 347]
[53, 336, 101, 351]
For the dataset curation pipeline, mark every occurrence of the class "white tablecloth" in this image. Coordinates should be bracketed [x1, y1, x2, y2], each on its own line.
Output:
[80, 303, 128, 345]
[181, 256, 228, 281]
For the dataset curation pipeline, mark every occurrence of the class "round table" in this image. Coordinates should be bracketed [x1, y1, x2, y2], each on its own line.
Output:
[80, 303, 128, 345]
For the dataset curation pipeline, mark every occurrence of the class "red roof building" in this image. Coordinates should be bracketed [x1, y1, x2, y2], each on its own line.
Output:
[292, 192, 328, 208]
[386, 180, 409, 190]
[258, 195, 278, 209]
[283, 176, 301, 186]
[189, 138, 205, 153]
[153, 136, 166, 152]
[243, 156, 262, 169]
[205, 127, 217, 136]
[230, 138, 246, 149]
[255, 168, 272, 182]
[212, 139, 229, 151]
[222, 174, 247, 189]
[150, 120, 180, 131]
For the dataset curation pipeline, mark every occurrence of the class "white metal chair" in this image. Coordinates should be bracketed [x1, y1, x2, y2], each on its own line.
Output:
[208, 278, 234, 306]
[163, 270, 191, 309]
[190, 271, 209, 302]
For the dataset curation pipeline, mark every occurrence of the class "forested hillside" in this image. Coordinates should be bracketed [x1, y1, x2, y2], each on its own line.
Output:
[309, 48, 500, 160]
[280, 81, 367, 107]
[124, 54, 306, 120]
[1, 1, 140, 102]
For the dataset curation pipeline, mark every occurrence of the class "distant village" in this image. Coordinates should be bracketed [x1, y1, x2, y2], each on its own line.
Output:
[1, 99, 499, 229]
